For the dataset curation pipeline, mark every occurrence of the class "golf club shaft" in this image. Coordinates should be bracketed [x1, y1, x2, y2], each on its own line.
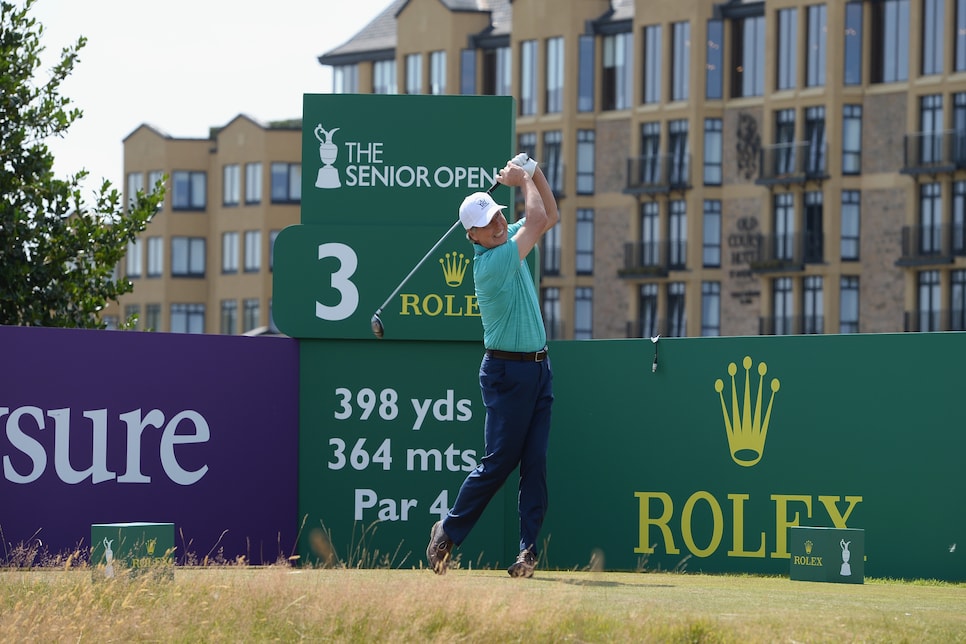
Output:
[374, 219, 463, 315]
[374, 179, 500, 315]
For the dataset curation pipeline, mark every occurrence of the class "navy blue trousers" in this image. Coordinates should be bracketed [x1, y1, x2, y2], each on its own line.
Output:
[442, 353, 554, 554]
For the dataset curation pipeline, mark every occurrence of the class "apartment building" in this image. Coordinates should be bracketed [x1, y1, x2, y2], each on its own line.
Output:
[109, 115, 302, 333]
[319, 0, 966, 339]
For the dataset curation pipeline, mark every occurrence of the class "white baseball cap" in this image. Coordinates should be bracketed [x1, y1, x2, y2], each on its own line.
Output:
[459, 192, 506, 230]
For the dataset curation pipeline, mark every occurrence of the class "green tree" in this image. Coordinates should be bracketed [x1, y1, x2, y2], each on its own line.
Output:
[0, 0, 163, 328]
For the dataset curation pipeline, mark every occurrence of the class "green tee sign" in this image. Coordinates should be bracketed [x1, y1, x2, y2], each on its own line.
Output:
[274, 94, 515, 341]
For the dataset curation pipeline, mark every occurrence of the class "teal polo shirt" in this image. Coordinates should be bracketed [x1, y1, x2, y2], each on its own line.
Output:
[472, 219, 547, 352]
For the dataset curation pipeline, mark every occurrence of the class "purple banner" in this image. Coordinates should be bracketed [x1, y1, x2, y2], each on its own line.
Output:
[0, 326, 298, 565]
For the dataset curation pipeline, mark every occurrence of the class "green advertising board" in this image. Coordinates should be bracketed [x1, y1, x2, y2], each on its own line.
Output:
[274, 94, 516, 341]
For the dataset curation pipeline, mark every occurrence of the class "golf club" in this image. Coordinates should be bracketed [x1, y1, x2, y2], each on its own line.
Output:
[370, 178, 500, 339]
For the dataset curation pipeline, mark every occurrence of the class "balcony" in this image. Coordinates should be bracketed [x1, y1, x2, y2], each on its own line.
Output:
[748, 232, 824, 273]
[758, 315, 825, 335]
[895, 224, 966, 266]
[904, 309, 966, 332]
[619, 241, 688, 278]
[900, 130, 966, 176]
[624, 154, 691, 195]
[756, 142, 829, 186]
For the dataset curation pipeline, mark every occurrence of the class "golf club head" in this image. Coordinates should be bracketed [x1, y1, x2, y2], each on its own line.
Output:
[371, 313, 385, 339]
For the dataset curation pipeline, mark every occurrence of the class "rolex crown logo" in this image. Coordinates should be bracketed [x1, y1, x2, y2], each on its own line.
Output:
[146, 538, 157, 555]
[440, 252, 470, 287]
[805, 540, 813, 554]
[714, 356, 780, 467]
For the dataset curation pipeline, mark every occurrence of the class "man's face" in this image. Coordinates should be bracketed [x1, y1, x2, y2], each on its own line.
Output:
[468, 211, 508, 249]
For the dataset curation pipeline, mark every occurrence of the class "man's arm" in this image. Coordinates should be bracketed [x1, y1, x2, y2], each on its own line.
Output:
[496, 161, 557, 261]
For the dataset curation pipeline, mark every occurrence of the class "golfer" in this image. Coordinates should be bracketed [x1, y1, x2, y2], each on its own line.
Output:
[427, 154, 558, 578]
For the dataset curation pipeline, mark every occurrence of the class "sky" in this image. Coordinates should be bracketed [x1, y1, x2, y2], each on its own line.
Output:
[30, 0, 393, 195]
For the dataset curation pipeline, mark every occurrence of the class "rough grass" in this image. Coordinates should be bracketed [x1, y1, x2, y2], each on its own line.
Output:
[1, 565, 964, 643]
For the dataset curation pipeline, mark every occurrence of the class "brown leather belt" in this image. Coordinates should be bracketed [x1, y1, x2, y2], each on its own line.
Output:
[485, 348, 548, 362]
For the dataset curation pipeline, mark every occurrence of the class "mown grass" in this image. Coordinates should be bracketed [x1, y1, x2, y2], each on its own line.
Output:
[1, 565, 964, 642]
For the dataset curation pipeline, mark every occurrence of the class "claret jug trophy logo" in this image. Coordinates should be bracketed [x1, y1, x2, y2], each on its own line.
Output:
[713, 356, 781, 467]
[314, 122, 341, 189]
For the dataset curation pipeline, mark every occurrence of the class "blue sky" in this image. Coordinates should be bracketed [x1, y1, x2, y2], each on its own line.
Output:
[29, 0, 391, 194]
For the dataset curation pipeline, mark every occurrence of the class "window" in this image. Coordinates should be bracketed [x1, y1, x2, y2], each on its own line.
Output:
[270, 230, 280, 271]
[460, 49, 476, 95]
[518, 132, 537, 166]
[147, 236, 163, 277]
[701, 282, 721, 336]
[481, 46, 512, 96]
[952, 270, 966, 330]
[955, 93, 966, 165]
[668, 200, 687, 269]
[639, 283, 658, 339]
[126, 172, 144, 211]
[124, 305, 140, 330]
[542, 221, 561, 276]
[842, 105, 862, 175]
[578, 35, 594, 111]
[958, 0, 966, 72]
[405, 54, 422, 94]
[642, 25, 662, 104]
[244, 230, 261, 272]
[918, 270, 941, 331]
[805, 106, 826, 175]
[147, 170, 164, 198]
[520, 40, 537, 115]
[806, 4, 827, 87]
[602, 32, 633, 111]
[640, 121, 661, 185]
[576, 209, 594, 275]
[546, 37, 564, 113]
[844, 2, 863, 85]
[172, 171, 206, 210]
[703, 200, 722, 267]
[803, 276, 824, 334]
[543, 130, 563, 193]
[922, 0, 944, 76]
[667, 282, 686, 337]
[245, 162, 262, 204]
[145, 304, 161, 332]
[333, 64, 358, 93]
[640, 201, 660, 267]
[542, 287, 561, 339]
[243, 298, 260, 333]
[732, 14, 765, 98]
[954, 181, 966, 254]
[576, 130, 595, 194]
[704, 118, 722, 185]
[374, 59, 397, 94]
[773, 277, 793, 335]
[804, 190, 824, 263]
[126, 238, 142, 278]
[671, 21, 689, 102]
[171, 237, 205, 277]
[777, 8, 798, 90]
[920, 94, 944, 165]
[221, 300, 237, 335]
[840, 277, 860, 333]
[775, 108, 796, 175]
[270, 163, 301, 203]
[222, 232, 239, 274]
[841, 190, 861, 261]
[920, 183, 942, 254]
[574, 288, 593, 340]
[706, 19, 723, 99]
[171, 304, 205, 334]
[430, 51, 446, 95]
[669, 119, 689, 186]
[223, 164, 240, 206]
[871, 0, 909, 83]
[774, 192, 795, 261]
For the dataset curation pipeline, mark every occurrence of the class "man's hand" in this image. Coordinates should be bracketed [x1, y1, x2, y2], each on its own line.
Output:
[510, 153, 538, 178]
